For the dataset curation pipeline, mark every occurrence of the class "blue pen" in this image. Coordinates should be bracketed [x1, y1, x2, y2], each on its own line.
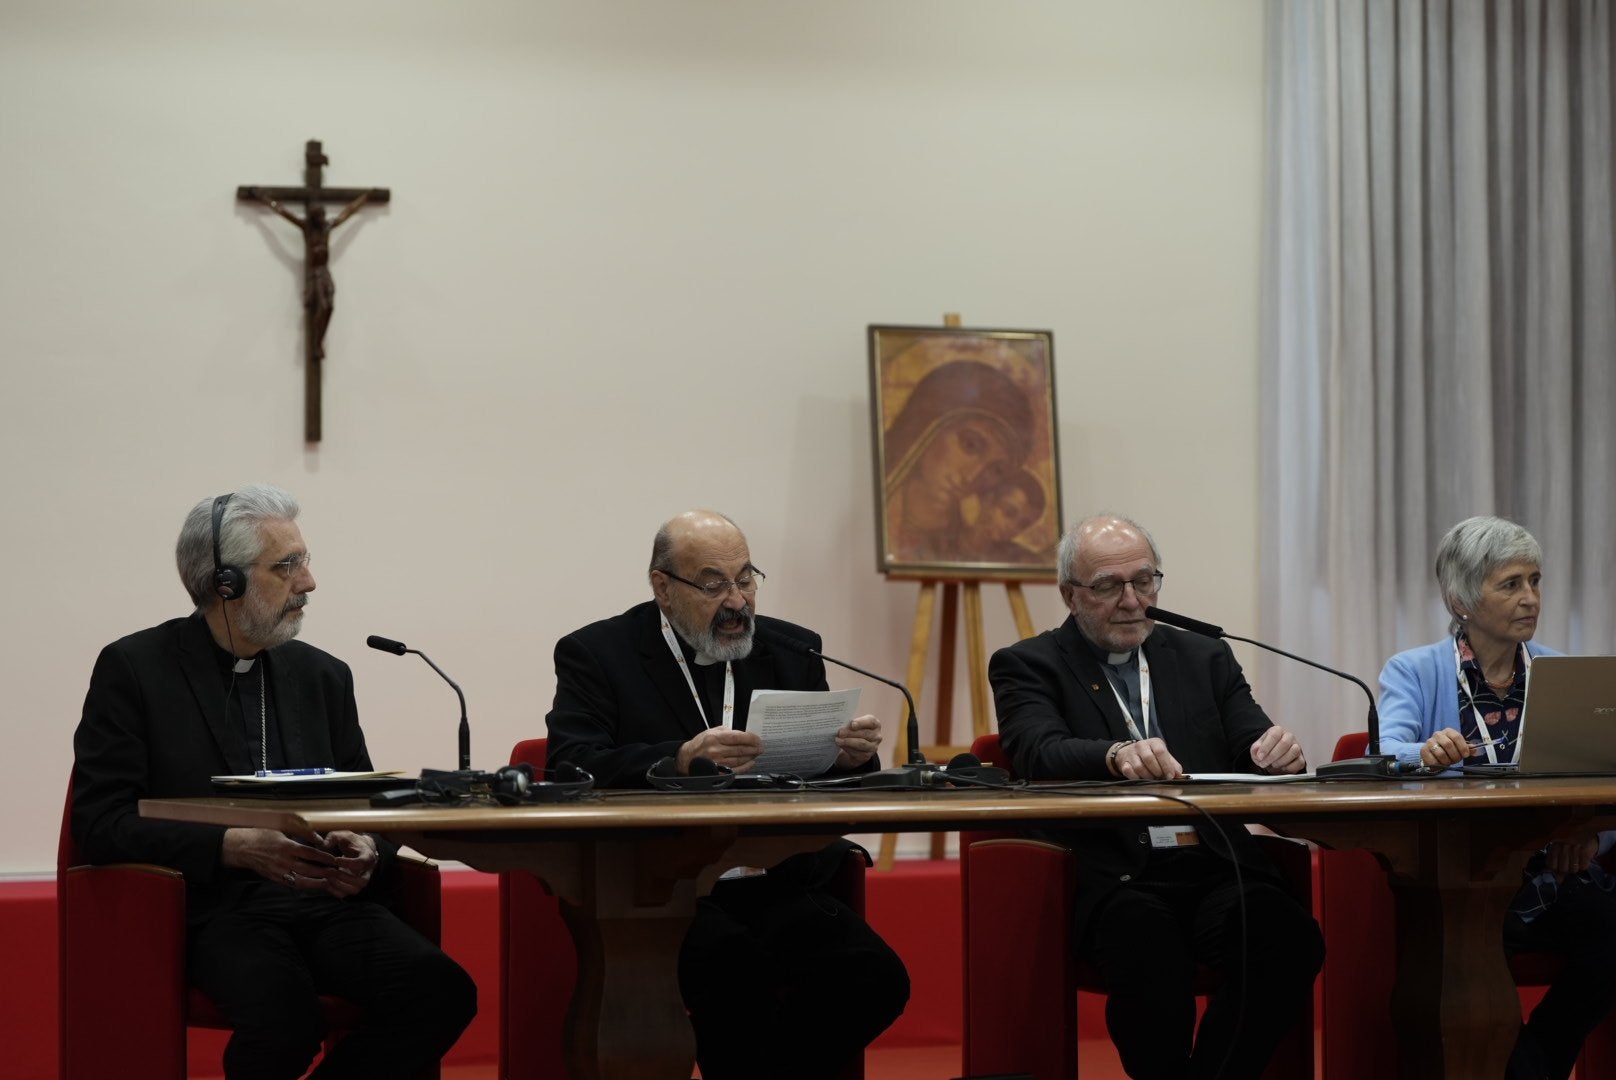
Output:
[255, 767, 336, 778]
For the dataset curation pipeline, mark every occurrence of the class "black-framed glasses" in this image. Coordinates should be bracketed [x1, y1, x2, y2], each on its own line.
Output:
[1071, 570, 1162, 602]
[659, 567, 765, 600]
[264, 552, 313, 577]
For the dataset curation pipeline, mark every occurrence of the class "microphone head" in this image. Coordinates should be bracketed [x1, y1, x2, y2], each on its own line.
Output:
[1142, 606, 1226, 639]
[752, 622, 816, 656]
[366, 634, 408, 655]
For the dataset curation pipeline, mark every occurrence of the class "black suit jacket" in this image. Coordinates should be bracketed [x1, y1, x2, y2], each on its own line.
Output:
[989, 617, 1283, 934]
[546, 601, 873, 788]
[71, 614, 390, 920]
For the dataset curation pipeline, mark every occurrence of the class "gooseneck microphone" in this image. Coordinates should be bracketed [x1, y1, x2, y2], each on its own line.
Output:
[1142, 606, 1395, 779]
[752, 624, 938, 787]
[367, 635, 471, 771]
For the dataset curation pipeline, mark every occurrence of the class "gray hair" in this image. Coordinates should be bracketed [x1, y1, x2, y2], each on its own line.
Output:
[1056, 513, 1162, 588]
[176, 484, 300, 606]
[1434, 515, 1542, 632]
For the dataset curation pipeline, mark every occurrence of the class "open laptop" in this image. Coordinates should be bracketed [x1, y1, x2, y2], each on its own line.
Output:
[1463, 655, 1616, 776]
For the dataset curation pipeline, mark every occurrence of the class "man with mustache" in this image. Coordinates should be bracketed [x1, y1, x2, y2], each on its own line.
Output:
[71, 484, 475, 1079]
[989, 513, 1323, 1080]
[545, 509, 909, 1079]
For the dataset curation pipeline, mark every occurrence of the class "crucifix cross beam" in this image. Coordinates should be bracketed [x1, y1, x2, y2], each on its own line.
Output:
[237, 139, 390, 443]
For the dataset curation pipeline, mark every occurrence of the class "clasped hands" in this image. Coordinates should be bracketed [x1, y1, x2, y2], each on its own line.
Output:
[674, 714, 883, 774]
[223, 826, 378, 897]
[1106, 726, 1307, 780]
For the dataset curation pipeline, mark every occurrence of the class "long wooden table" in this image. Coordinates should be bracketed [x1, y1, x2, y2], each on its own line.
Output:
[142, 775, 1616, 1079]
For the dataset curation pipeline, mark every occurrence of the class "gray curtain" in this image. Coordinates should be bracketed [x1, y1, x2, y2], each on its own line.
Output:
[1260, 0, 1615, 761]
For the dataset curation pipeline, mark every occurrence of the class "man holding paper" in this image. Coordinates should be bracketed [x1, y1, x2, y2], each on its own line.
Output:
[71, 484, 475, 1079]
[545, 508, 909, 1079]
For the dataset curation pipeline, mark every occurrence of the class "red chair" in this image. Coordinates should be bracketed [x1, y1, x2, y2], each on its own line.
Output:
[498, 737, 867, 1080]
[960, 732, 1315, 1080]
[58, 772, 442, 1080]
[1315, 732, 1616, 1078]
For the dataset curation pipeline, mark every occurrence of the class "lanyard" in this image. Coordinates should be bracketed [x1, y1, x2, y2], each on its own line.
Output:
[1452, 636, 1530, 766]
[1104, 651, 1153, 742]
[661, 616, 734, 730]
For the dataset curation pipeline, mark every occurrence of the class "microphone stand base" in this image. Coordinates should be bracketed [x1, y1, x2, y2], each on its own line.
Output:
[1315, 755, 1397, 779]
[856, 763, 944, 788]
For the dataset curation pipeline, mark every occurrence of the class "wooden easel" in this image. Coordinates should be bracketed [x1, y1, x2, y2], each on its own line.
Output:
[874, 578, 1041, 870]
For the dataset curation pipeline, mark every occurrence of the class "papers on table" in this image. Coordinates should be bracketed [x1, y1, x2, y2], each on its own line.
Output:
[1178, 771, 1317, 783]
[211, 770, 405, 784]
[747, 688, 861, 778]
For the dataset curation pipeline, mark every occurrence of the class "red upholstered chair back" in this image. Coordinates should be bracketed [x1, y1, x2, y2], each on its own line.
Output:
[497, 738, 578, 1080]
[59, 770, 440, 1080]
[1333, 731, 1369, 760]
[959, 732, 1315, 1079]
[1314, 733, 1616, 1077]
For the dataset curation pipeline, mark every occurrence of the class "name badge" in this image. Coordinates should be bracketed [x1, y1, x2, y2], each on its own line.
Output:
[1148, 825, 1199, 849]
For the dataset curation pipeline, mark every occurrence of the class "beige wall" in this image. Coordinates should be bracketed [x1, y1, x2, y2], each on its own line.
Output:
[0, 0, 1266, 873]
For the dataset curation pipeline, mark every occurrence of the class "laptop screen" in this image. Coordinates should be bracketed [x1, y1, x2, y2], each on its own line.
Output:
[1510, 656, 1616, 775]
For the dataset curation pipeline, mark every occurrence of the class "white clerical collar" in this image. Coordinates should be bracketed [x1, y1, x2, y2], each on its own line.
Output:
[233, 656, 257, 674]
[1106, 650, 1133, 666]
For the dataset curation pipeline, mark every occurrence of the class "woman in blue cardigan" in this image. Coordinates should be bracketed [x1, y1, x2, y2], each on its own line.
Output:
[1378, 515, 1616, 1079]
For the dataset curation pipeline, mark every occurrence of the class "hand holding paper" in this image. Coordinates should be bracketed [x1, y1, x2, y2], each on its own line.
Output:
[833, 714, 883, 770]
[748, 688, 861, 777]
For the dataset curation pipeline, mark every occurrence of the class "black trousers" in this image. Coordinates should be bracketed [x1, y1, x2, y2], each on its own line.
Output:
[678, 871, 910, 1080]
[1078, 847, 1324, 1080]
[187, 887, 477, 1080]
[1505, 876, 1616, 1080]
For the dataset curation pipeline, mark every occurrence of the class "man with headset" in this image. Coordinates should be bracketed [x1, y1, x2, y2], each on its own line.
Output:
[989, 513, 1323, 1080]
[545, 509, 910, 1080]
[71, 484, 475, 1080]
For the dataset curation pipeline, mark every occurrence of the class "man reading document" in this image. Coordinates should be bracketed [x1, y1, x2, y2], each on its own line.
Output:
[544, 509, 909, 1079]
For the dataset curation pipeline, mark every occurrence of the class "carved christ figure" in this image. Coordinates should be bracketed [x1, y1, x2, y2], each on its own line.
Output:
[242, 187, 377, 360]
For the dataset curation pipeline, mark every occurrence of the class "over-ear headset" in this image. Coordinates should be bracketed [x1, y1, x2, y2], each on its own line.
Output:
[647, 755, 736, 792]
[211, 494, 248, 601]
[488, 761, 594, 804]
[941, 751, 1010, 787]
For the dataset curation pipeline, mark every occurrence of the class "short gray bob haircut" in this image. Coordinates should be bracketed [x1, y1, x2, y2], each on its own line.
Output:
[1434, 515, 1542, 631]
[176, 483, 300, 606]
[1056, 513, 1162, 589]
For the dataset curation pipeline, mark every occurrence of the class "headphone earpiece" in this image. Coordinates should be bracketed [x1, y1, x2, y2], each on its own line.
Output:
[211, 494, 248, 601]
[942, 751, 1010, 787]
[646, 755, 736, 792]
[489, 762, 594, 804]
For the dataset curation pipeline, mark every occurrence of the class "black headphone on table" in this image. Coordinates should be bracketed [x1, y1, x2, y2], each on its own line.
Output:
[647, 755, 736, 792]
[487, 761, 594, 804]
[211, 493, 248, 601]
[941, 752, 1010, 787]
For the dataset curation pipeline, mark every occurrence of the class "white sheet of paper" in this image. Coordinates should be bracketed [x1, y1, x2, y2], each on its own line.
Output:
[1177, 772, 1316, 783]
[747, 688, 861, 778]
[210, 770, 405, 784]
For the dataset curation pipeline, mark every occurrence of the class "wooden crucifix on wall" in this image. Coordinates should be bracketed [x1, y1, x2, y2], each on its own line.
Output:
[238, 139, 390, 442]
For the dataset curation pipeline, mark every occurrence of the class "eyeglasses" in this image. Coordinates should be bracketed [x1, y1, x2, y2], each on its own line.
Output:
[660, 567, 765, 600]
[1071, 570, 1163, 602]
[264, 552, 313, 577]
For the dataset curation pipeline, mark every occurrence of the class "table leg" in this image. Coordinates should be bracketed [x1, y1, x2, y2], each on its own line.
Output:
[1298, 814, 1547, 1079]
[401, 828, 836, 1079]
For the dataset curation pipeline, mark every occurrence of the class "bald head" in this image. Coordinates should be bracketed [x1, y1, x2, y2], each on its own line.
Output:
[649, 510, 747, 579]
[1056, 513, 1163, 654]
[1057, 514, 1161, 589]
[649, 510, 759, 662]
